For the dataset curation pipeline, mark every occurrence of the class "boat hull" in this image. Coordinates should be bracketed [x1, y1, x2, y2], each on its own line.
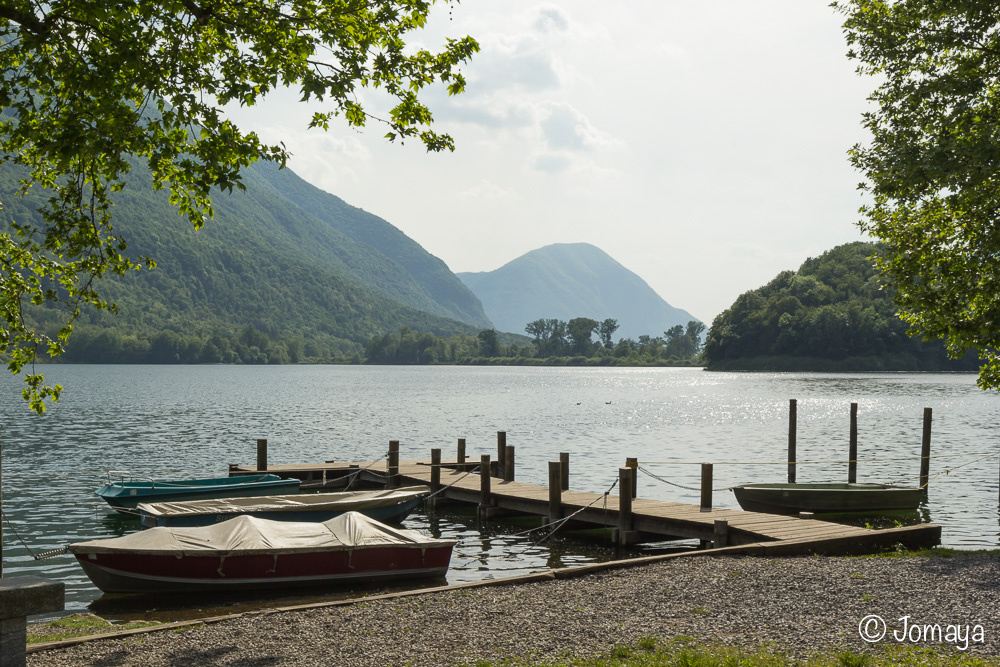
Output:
[96, 474, 301, 511]
[70, 512, 456, 594]
[732, 483, 923, 515]
[138, 494, 425, 529]
[73, 544, 453, 594]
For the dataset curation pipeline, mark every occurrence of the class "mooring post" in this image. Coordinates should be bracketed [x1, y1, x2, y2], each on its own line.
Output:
[548, 461, 562, 524]
[626, 457, 638, 499]
[713, 519, 729, 548]
[559, 452, 570, 491]
[430, 448, 442, 498]
[388, 440, 400, 488]
[920, 407, 932, 491]
[497, 431, 507, 477]
[479, 454, 492, 519]
[457, 438, 466, 467]
[256, 438, 267, 472]
[788, 398, 797, 484]
[849, 402, 858, 484]
[618, 467, 633, 546]
[503, 445, 515, 481]
[700, 462, 713, 510]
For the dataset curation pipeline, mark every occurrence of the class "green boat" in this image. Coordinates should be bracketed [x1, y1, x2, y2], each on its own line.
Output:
[95, 472, 301, 512]
[731, 482, 923, 515]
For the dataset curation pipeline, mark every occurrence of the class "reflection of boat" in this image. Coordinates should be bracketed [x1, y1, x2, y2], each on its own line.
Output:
[69, 512, 456, 594]
[732, 483, 923, 515]
[137, 486, 430, 528]
[95, 473, 301, 512]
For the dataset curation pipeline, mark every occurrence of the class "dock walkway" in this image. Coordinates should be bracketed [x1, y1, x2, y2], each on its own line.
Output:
[230, 456, 941, 555]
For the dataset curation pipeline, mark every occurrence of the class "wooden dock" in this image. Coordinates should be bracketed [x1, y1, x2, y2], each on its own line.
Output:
[230, 437, 941, 556]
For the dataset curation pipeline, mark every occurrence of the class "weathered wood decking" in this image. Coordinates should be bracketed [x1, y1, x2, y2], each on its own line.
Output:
[229, 458, 941, 555]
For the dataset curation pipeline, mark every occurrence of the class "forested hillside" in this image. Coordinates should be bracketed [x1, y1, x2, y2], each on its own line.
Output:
[3, 158, 488, 364]
[703, 242, 979, 372]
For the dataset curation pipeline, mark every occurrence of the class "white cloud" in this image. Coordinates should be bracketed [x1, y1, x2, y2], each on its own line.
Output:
[539, 102, 617, 152]
[459, 180, 521, 201]
[533, 6, 570, 34]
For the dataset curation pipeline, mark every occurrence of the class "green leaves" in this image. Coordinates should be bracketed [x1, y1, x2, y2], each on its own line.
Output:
[834, 0, 1000, 388]
[0, 0, 478, 411]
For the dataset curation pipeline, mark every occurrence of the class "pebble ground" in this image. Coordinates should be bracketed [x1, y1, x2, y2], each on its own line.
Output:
[26, 553, 1000, 666]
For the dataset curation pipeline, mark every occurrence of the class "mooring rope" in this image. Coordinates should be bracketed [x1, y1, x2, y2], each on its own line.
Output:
[640, 449, 1000, 467]
[506, 477, 620, 547]
[885, 450, 1000, 489]
[638, 465, 733, 492]
[0, 510, 68, 560]
[422, 466, 480, 502]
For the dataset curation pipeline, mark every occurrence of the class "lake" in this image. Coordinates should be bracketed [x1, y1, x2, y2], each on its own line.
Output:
[1, 365, 998, 615]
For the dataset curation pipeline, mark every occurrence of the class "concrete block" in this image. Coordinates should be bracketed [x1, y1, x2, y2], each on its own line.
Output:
[0, 576, 64, 619]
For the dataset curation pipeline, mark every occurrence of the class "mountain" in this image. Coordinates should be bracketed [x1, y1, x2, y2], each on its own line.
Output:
[4, 157, 492, 362]
[702, 241, 979, 371]
[458, 243, 699, 340]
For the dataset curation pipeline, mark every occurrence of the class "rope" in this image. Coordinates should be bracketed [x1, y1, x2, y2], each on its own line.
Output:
[885, 450, 1000, 489]
[327, 451, 389, 490]
[423, 467, 480, 502]
[0, 510, 68, 560]
[508, 477, 619, 543]
[638, 466, 732, 492]
[640, 449, 1000, 467]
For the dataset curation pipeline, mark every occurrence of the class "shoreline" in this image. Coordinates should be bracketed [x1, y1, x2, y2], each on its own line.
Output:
[26, 551, 1000, 666]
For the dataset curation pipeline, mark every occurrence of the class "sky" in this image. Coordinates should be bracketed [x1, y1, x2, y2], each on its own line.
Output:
[224, 0, 876, 325]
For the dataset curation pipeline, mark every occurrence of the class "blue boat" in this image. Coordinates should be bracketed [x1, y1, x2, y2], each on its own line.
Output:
[95, 472, 301, 512]
[137, 486, 430, 528]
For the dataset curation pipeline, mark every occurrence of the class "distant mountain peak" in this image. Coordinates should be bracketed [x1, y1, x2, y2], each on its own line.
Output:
[458, 243, 699, 340]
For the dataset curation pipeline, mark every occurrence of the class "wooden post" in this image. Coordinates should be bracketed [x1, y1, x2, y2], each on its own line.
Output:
[256, 438, 268, 472]
[430, 448, 441, 495]
[618, 467, 633, 545]
[849, 402, 858, 484]
[788, 399, 797, 484]
[457, 438, 466, 467]
[626, 457, 638, 499]
[559, 452, 570, 491]
[388, 440, 400, 488]
[497, 431, 507, 476]
[713, 519, 728, 548]
[479, 454, 492, 514]
[920, 407, 932, 490]
[548, 461, 562, 524]
[504, 445, 515, 482]
[700, 463, 713, 510]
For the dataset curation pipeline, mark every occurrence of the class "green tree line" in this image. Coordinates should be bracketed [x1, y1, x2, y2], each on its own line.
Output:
[52, 318, 706, 367]
[703, 242, 980, 372]
[365, 318, 705, 366]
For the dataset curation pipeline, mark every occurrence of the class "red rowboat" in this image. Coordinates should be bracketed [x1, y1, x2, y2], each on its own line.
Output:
[69, 511, 456, 594]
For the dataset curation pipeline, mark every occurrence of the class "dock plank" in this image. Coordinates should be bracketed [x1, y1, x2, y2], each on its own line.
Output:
[229, 459, 937, 554]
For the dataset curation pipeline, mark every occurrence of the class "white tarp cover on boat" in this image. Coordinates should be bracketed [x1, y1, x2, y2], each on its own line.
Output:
[69, 511, 454, 556]
[137, 485, 430, 517]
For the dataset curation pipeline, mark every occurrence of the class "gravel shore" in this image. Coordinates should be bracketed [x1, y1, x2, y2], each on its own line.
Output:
[26, 553, 1000, 666]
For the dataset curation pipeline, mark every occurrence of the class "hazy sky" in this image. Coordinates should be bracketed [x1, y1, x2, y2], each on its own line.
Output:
[225, 0, 875, 325]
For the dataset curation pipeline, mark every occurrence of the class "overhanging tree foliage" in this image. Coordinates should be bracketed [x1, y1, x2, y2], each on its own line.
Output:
[833, 0, 1000, 388]
[0, 0, 477, 411]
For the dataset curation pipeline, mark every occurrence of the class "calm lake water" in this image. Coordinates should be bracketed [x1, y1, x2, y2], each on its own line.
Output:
[2, 365, 999, 617]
